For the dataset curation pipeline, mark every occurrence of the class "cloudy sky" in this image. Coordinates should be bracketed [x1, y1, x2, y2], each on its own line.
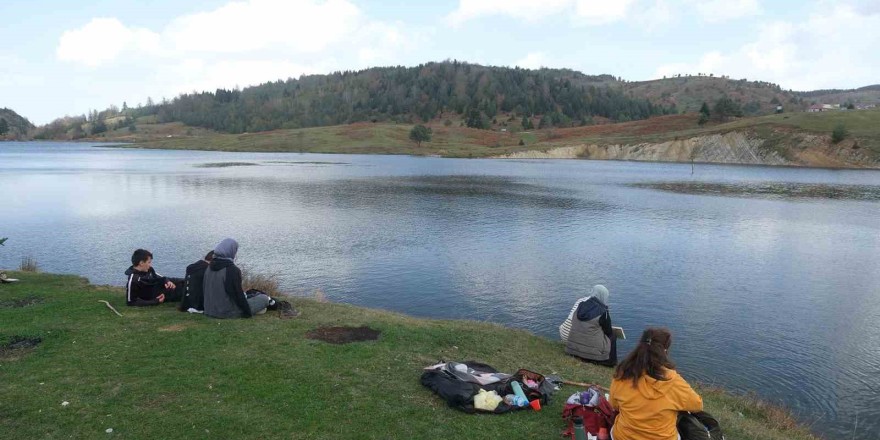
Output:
[1, 0, 878, 124]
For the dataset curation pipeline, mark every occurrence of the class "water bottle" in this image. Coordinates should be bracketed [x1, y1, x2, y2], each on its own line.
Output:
[572, 416, 588, 440]
[510, 380, 528, 406]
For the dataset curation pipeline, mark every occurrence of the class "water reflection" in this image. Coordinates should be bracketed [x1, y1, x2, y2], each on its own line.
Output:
[634, 181, 880, 201]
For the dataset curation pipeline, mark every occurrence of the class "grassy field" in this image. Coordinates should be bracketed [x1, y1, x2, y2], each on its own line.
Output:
[0, 272, 819, 439]
[118, 109, 880, 162]
[123, 122, 538, 158]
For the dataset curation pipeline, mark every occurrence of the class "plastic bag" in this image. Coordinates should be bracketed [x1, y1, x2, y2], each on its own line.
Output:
[474, 389, 503, 411]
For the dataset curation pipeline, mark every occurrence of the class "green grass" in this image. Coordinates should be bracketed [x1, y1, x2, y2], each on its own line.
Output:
[0, 273, 820, 439]
[121, 110, 880, 163]
[129, 123, 536, 158]
[718, 109, 880, 153]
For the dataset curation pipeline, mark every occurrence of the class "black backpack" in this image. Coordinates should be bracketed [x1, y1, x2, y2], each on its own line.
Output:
[678, 411, 724, 440]
[179, 260, 209, 312]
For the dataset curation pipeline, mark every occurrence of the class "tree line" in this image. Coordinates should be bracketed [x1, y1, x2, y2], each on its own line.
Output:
[35, 61, 675, 138]
[149, 61, 675, 133]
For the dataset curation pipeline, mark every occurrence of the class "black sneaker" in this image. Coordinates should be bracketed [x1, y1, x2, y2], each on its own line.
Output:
[278, 300, 300, 319]
[266, 299, 279, 311]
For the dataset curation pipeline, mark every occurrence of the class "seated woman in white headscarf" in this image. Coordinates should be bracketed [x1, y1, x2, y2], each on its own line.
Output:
[558, 284, 617, 367]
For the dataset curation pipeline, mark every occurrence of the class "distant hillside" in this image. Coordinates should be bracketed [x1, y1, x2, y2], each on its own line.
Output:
[129, 106, 880, 169]
[0, 108, 34, 140]
[35, 62, 674, 139]
[620, 76, 800, 115]
[797, 85, 880, 106]
[139, 62, 674, 134]
[32, 61, 880, 141]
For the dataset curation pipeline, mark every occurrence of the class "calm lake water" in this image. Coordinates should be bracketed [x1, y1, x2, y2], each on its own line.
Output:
[2, 142, 879, 439]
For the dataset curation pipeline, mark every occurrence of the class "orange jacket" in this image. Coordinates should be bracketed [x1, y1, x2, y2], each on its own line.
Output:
[609, 369, 703, 440]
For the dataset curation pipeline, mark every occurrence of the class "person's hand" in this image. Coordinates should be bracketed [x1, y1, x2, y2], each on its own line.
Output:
[165, 281, 176, 290]
[157, 294, 166, 303]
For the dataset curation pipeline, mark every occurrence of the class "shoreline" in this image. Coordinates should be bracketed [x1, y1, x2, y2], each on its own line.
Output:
[101, 140, 880, 171]
[0, 271, 823, 439]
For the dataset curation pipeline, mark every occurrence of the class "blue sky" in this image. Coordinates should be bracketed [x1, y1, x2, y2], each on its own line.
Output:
[2, 0, 878, 124]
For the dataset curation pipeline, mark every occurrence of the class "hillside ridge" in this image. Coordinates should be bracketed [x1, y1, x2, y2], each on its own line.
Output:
[30, 61, 880, 141]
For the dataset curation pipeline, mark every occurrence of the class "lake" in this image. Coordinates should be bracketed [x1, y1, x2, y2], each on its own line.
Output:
[1, 142, 878, 439]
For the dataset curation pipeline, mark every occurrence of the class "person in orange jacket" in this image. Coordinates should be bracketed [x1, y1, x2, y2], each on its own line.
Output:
[609, 327, 703, 440]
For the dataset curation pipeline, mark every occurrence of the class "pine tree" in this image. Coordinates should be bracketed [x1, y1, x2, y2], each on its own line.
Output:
[465, 108, 486, 129]
[699, 102, 710, 118]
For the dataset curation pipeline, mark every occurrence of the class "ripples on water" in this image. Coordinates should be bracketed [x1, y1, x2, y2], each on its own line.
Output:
[2, 143, 880, 439]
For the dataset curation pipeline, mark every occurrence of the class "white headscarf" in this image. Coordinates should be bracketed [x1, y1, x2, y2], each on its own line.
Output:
[590, 284, 609, 306]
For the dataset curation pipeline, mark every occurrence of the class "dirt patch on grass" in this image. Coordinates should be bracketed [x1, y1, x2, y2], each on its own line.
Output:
[0, 296, 43, 308]
[305, 326, 381, 344]
[0, 336, 42, 360]
[158, 324, 190, 332]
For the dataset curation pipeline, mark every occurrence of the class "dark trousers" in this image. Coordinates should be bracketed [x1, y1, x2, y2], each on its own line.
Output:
[163, 277, 185, 302]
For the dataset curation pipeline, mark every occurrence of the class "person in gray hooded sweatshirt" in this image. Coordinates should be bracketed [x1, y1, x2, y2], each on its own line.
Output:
[203, 238, 274, 318]
[560, 284, 617, 367]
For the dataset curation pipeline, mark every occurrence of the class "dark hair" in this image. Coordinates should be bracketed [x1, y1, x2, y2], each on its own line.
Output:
[131, 249, 153, 266]
[204, 250, 214, 261]
[614, 327, 676, 387]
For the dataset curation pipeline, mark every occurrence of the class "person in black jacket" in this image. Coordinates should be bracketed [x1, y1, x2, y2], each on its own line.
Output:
[125, 249, 184, 306]
[203, 238, 277, 318]
[178, 250, 213, 312]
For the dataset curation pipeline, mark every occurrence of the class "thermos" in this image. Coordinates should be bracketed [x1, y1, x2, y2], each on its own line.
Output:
[572, 416, 588, 440]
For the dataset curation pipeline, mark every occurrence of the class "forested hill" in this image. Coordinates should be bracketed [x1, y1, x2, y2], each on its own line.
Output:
[32, 61, 880, 141]
[153, 62, 678, 133]
[58, 62, 674, 137]
[0, 108, 34, 139]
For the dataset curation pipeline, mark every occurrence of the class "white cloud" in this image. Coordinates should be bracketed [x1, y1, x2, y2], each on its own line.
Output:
[446, 0, 572, 26]
[162, 59, 323, 95]
[448, 0, 768, 27]
[514, 52, 549, 69]
[689, 0, 762, 22]
[56, 18, 160, 67]
[163, 0, 361, 54]
[574, 0, 636, 24]
[54, 0, 420, 104]
[653, 3, 880, 90]
[57, 1, 382, 64]
[354, 21, 422, 65]
[633, 0, 675, 30]
[447, 0, 634, 26]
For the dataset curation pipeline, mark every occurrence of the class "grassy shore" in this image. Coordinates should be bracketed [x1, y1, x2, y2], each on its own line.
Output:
[1, 272, 819, 439]
[111, 110, 880, 163]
